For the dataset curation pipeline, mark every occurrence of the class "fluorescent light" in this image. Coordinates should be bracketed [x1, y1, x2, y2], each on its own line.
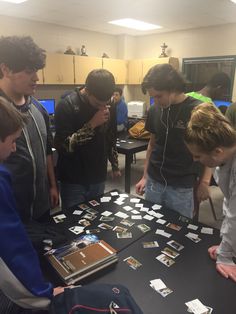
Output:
[230, 0, 236, 3]
[0, 0, 28, 3]
[109, 18, 162, 31]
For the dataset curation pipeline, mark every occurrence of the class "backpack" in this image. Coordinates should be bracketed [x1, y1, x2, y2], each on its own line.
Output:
[50, 283, 144, 314]
[128, 120, 150, 140]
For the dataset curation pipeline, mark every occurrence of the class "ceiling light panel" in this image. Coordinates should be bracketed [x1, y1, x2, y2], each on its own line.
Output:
[108, 18, 162, 31]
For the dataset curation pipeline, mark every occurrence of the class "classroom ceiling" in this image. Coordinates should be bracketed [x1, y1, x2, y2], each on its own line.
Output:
[0, 0, 236, 36]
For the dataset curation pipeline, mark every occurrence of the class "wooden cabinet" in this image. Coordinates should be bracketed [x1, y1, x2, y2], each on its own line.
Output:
[37, 69, 44, 84]
[43, 53, 74, 84]
[74, 56, 102, 84]
[102, 58, 127, 84]
[127, 57, 179, 85]
[127, 59, 143, 84]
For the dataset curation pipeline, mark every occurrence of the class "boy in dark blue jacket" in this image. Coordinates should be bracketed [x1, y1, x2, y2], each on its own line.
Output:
[0, 97, 63, 312]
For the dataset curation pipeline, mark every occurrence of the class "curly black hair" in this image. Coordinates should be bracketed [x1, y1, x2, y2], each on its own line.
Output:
[0, 36, 46, 78]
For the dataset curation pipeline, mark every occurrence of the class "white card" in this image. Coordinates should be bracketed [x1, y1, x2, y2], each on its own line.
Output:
[131, 215, 142, 220]
[155, 229, 172, 238]
[150, 279, 166, 290]
[201, 227, 213, 235]
[119, 193, 129, 198]
[135, 203, 143, 208]
[110, 191, 119, 196]
[185, 299, 209, 314]
[143, 214, 154, 221]
[187, 224, 199, 231]
[114, 200, 124, 205]
[152, 204, 162, 210]
[69, 226, 84, 235]
[123, 205, 133, 211]
[100, 196, 111, 202]
[72, 210, 83, 215]
[186, 232, 199, 240]
[131, 210, 140, 214]
[101, 210, 113, 217]
[140, 207, 149, 213]
[130, 198, 140, 203]
[115, 211, 129, 219]
[156, 218, 167, 225]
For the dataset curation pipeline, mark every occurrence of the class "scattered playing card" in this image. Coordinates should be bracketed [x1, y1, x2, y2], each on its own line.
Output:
[85, 228, 101, 234]
[156, 218, 167, 225]
[152, 204, 162, 210]
[131, 215, 142, 220]
[98, 223, 113, 230]
[156, 254, 175, 267]
[99, 216, 114, 222]
[101, 210, 113, 217]
[135, 203, 143, 208]
[113, 226, 127, 233]
[142, 241, 159, 248]
[120, 219, 135, 227]
[53, 214, 66, 223]
[187, 224, 199, 231]
[155, 229, 172, 238]
[201, 227, 213, 235]
[166, 223, 182, 231]
[110, 191, 119, 196]
[72, 210, 83, 215]
[185, 299, 209, 314]
[123, 256, 142, 270]
[69, 226, 84, 235]
[185, 232, 201, 243]
[89, 200, 100, 206]
[123, 205, 133, 211]
[130, 198, 140, 203]
[143, 214, 155, 221]
[150, 279, 173, 297]
[82, 213, 96, 221]
[131, 209, 140, 214]
[115, 211, 129, 219]
[100, 196, 111, 203]
[137, 224, 151, 233]
[116, 231, 132, 239]
[119, 193, 129, 198]
[78, 219, 91, 227]
[167, 240, 184, 251]
[86, 207, 98, 215]
[161, 247, 180, 259]
[78, 203, 90, 210]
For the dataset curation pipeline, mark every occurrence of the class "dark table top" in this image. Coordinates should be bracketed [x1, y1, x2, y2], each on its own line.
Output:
[42, 191, 236, 314]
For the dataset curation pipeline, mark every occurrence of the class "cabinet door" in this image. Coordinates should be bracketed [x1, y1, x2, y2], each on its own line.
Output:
[143, 57, 179, 77]
[74, 56, 102, 84]
[43, 53, 74, 84]
[102, 58, 127, 84]
[37, 69, 44, 84]
[127, 59, 143, 84]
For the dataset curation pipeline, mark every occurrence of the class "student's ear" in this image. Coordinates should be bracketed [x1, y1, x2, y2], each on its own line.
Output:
[0, 63, 11, 78]
[214, 147, 224, 155]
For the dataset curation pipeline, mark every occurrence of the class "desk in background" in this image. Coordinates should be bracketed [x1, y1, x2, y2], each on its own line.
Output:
[43, 191, 235, 314]
[116, 137, 148, 193]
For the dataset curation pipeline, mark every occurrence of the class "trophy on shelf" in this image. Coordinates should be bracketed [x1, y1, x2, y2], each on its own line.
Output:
[64, 46, 75, 55]
[159, 42, 168, 58]
[80, 45, 88, 56]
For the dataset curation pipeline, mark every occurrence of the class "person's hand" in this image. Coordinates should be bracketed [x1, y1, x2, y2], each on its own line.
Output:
[53, 286, 65, 296]
[208, 245, 219, 261]
[197, 182, 210, 202]
[136, 177, 146, 195]
[112, 170, 121, 179]
[89, 107, 110, 129]
[50, 186, 59, 208]
[216, 263, 236, 283]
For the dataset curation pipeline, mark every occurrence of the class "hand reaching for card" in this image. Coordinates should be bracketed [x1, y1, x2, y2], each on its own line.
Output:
[216, 263, 236, 283]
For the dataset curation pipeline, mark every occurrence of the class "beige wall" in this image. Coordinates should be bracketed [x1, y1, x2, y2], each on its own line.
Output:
[1, 15, 236, 102]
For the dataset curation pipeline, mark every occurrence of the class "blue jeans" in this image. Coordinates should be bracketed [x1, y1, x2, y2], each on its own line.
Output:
[60, 182, 105, 209]
[145, 177, 194, 218]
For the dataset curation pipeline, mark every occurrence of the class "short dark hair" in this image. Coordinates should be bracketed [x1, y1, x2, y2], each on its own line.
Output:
[85, 69, 115, 101]
[0, 97, 28, 141]
[114, 87, 123, 96]
[207, 72, 231, 89]
[0, 36, 46, 78]
[141, 63, 186, 94]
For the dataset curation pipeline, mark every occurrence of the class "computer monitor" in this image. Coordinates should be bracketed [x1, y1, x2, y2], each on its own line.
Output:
[39, 99, 55, 115]
[213, 100, 231, 108]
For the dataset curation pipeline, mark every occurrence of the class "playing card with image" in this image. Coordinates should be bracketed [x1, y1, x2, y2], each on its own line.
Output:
[98, 223, 113, 230]
[166, 223, 182, 231]
[89, 199, 100, 206]
[142, 241, 159, 248]
[120, 219, 135, 227]
[116, 231, 132, 239]
[161, 247, 180, 259]
[123, 256, 142, 270]
[156, 254, 175, 267]
[185, 232, 201, 243]
[157, 287, 173, 297]
[99, 216, 114, 222]
[86, 207, 98, 215]
[113, 226, 127, 233]
[85, 228, 101, 234]
[78, 219, 91, 227]
[167, 240, 184, 251]
[137, 224, 151, 233]
[82, 213, 96, 221]
[69, 226, 84, 235]
[78, 203, 90, 210]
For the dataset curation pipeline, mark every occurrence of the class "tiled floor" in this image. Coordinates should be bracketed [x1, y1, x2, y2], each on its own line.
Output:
[106, 150, 224, 230]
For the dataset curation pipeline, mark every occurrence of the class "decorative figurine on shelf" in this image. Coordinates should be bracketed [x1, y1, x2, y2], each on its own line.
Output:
[80, 45, 88, 56]
[64, 46, 75, 55]
[102, 52, 109, 58]
[159, 42, 168, 58]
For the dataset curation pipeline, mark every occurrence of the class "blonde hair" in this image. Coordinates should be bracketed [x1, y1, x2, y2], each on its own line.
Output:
[185, 102, 236, 153]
